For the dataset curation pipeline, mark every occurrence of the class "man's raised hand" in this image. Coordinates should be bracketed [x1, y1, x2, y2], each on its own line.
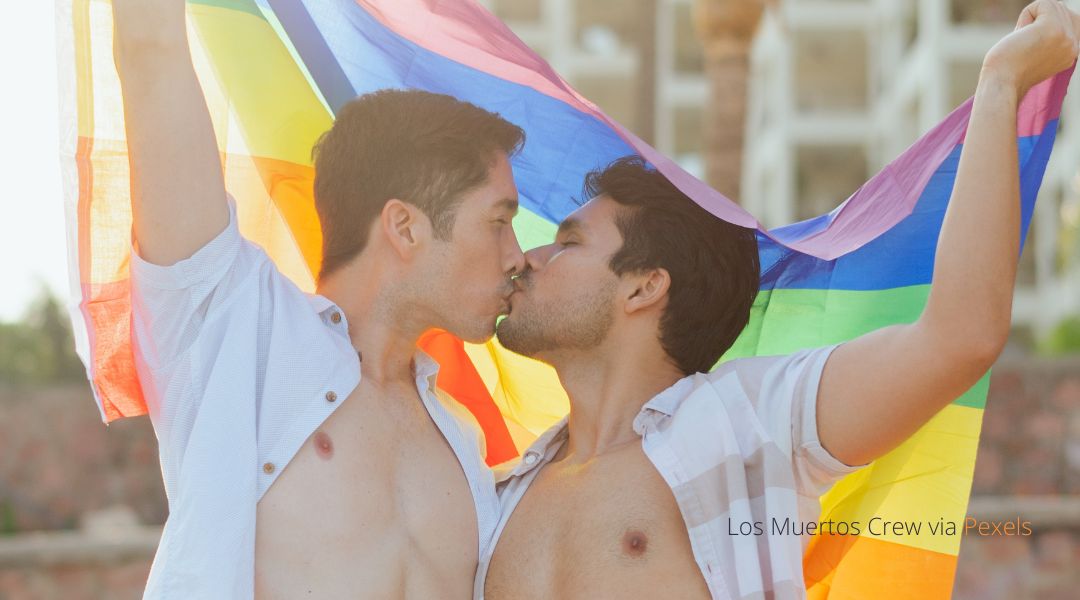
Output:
[982, 0, 1080, 99]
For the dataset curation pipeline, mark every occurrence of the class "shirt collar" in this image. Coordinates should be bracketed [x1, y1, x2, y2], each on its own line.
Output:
[412, 348, 441, 393]
[495, 416, 569, 483]
[306, 293, 337, 315]
[631, 373, 700, 434]
[306, 292, 440, 391]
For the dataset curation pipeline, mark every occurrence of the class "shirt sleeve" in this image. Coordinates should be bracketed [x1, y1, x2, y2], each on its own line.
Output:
[724, 344, 870, 497]
[129, 195, 264, 371]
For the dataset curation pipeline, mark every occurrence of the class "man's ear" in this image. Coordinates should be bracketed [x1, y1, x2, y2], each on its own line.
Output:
[624, 268, 670, 315]
[379, 199, 430, 260]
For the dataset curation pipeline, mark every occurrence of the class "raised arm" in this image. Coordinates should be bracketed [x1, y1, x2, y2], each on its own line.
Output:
[815, 0, 1080, 467]
[112, 0, 228, 266]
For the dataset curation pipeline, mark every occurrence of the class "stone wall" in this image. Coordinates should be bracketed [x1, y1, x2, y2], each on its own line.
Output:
[0, 524, 158, 600]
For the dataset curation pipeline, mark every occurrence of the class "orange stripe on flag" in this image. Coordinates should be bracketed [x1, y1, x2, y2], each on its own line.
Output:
[804, 533, 957, 598]
[82, 280, 146, 422]
[418, 329, 520, 465]
[246, 155, 322, 279]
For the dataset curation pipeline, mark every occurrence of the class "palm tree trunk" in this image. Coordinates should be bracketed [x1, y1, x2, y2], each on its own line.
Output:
[694, 0, 769, 201]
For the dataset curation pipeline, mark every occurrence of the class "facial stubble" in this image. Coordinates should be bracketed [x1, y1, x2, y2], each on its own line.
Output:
[496, 276, 617, 358]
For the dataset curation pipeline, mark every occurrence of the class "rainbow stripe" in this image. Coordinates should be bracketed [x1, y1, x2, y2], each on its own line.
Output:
[57, 0, 1070, 596]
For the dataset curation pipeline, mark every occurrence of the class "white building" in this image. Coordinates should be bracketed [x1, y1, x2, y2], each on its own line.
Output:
[742, 0, 1080, 335]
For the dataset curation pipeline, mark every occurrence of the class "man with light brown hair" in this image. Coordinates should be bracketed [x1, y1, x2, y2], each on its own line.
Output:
[112, 1, 528, 597]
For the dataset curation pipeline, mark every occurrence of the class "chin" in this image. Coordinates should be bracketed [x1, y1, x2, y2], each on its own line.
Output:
[458, 331, 495, 345]
[453, 318, 498, 344]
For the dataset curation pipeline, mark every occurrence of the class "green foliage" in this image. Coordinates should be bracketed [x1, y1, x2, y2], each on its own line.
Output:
[1037, 315, 1080, 356]
[0, 288, 86, 385]
[0, 500, 15, 536]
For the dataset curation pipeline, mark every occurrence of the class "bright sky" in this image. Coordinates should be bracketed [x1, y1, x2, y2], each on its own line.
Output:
[0, 3, 68, 322]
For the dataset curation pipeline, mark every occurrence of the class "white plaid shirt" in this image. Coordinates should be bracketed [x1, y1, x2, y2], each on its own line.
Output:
[476, 344, 867, 600]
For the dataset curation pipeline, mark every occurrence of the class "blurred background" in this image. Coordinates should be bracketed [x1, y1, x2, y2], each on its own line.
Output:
[1, 0, 1078, 598]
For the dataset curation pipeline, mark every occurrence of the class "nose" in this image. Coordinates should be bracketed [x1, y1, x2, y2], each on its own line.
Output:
[523, 244, 555, 271]
[504, 227, 526, 277]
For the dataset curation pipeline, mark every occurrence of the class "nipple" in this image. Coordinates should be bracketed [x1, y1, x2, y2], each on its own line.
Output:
[622, 530, 648, 557]
[313, 431, 334, 460]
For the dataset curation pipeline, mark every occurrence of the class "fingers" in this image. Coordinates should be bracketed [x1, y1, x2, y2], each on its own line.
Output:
[1019, 0, 1080, 56]
[1016, 2, 1037, 29]
[1018, 0, 1067, 30]
[1060, 1, 1080, 52]
[1049, 1, 1080, 61]
[1051, 0, 1077, 41]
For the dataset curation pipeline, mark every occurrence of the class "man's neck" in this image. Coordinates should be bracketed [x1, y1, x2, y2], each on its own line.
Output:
[316, 258, 428, 388]
[553, 343, 684, 461]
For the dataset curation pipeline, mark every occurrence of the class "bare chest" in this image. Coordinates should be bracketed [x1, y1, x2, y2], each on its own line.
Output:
[485, 444, 710, 600]
[254, 383, 479, 599]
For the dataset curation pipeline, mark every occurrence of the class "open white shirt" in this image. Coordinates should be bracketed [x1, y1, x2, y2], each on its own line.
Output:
[129, 196, 498, 599]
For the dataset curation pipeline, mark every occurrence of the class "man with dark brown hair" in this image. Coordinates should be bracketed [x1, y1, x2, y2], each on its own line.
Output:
[112, 1, 526, 598]
[479, 4, 1080, 597]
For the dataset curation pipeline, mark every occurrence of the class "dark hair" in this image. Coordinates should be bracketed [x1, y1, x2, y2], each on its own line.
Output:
[584, 156, 760, 374]
[311, 89, 525, 282]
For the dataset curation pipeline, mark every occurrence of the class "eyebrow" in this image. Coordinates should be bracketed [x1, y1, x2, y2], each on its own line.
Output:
[495, 198, 519, 213]
[556, 217, 584, 237]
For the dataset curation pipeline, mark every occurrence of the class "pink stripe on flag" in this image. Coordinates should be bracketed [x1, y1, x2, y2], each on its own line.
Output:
[797, 67, 1072, 260]
[1016, 65, 1072, 138]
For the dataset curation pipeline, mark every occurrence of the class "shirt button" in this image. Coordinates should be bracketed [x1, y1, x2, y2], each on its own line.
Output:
[263, 462, 275, 474]
[330, 311, 342, 324]
[325, 390, 337, 402]
[523, 453, 538, 465]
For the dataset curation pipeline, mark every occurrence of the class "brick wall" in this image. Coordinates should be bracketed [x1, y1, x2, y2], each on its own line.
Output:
[0, 385, 165, 534]
[972, 356, 1080, 496]
[953, 497, 1080, 599]
[952, 356, 1080, 599]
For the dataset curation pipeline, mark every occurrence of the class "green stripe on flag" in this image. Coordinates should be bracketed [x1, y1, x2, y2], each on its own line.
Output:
[189, 0, 266, 20]
[723, 285, 989, 409]
[513, 208, 559, 250]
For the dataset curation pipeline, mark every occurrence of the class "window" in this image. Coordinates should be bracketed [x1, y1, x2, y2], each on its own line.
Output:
[793, 31, 868, 113]
[491, 0, 543, 23]
[794, 145, 868, 221]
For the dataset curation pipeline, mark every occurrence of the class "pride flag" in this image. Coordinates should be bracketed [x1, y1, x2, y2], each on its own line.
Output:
[57, 0, 1070, 596]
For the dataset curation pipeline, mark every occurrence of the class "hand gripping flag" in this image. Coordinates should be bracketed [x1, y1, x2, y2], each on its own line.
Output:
[57, 0, 1071, 596]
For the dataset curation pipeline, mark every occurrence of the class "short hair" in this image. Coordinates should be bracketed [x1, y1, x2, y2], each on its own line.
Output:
[584, 156, 760, 374]
[311, 89, 525, 282]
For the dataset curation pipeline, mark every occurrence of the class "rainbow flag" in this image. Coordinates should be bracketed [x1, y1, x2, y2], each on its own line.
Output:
[57, 0, 1070, 596]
